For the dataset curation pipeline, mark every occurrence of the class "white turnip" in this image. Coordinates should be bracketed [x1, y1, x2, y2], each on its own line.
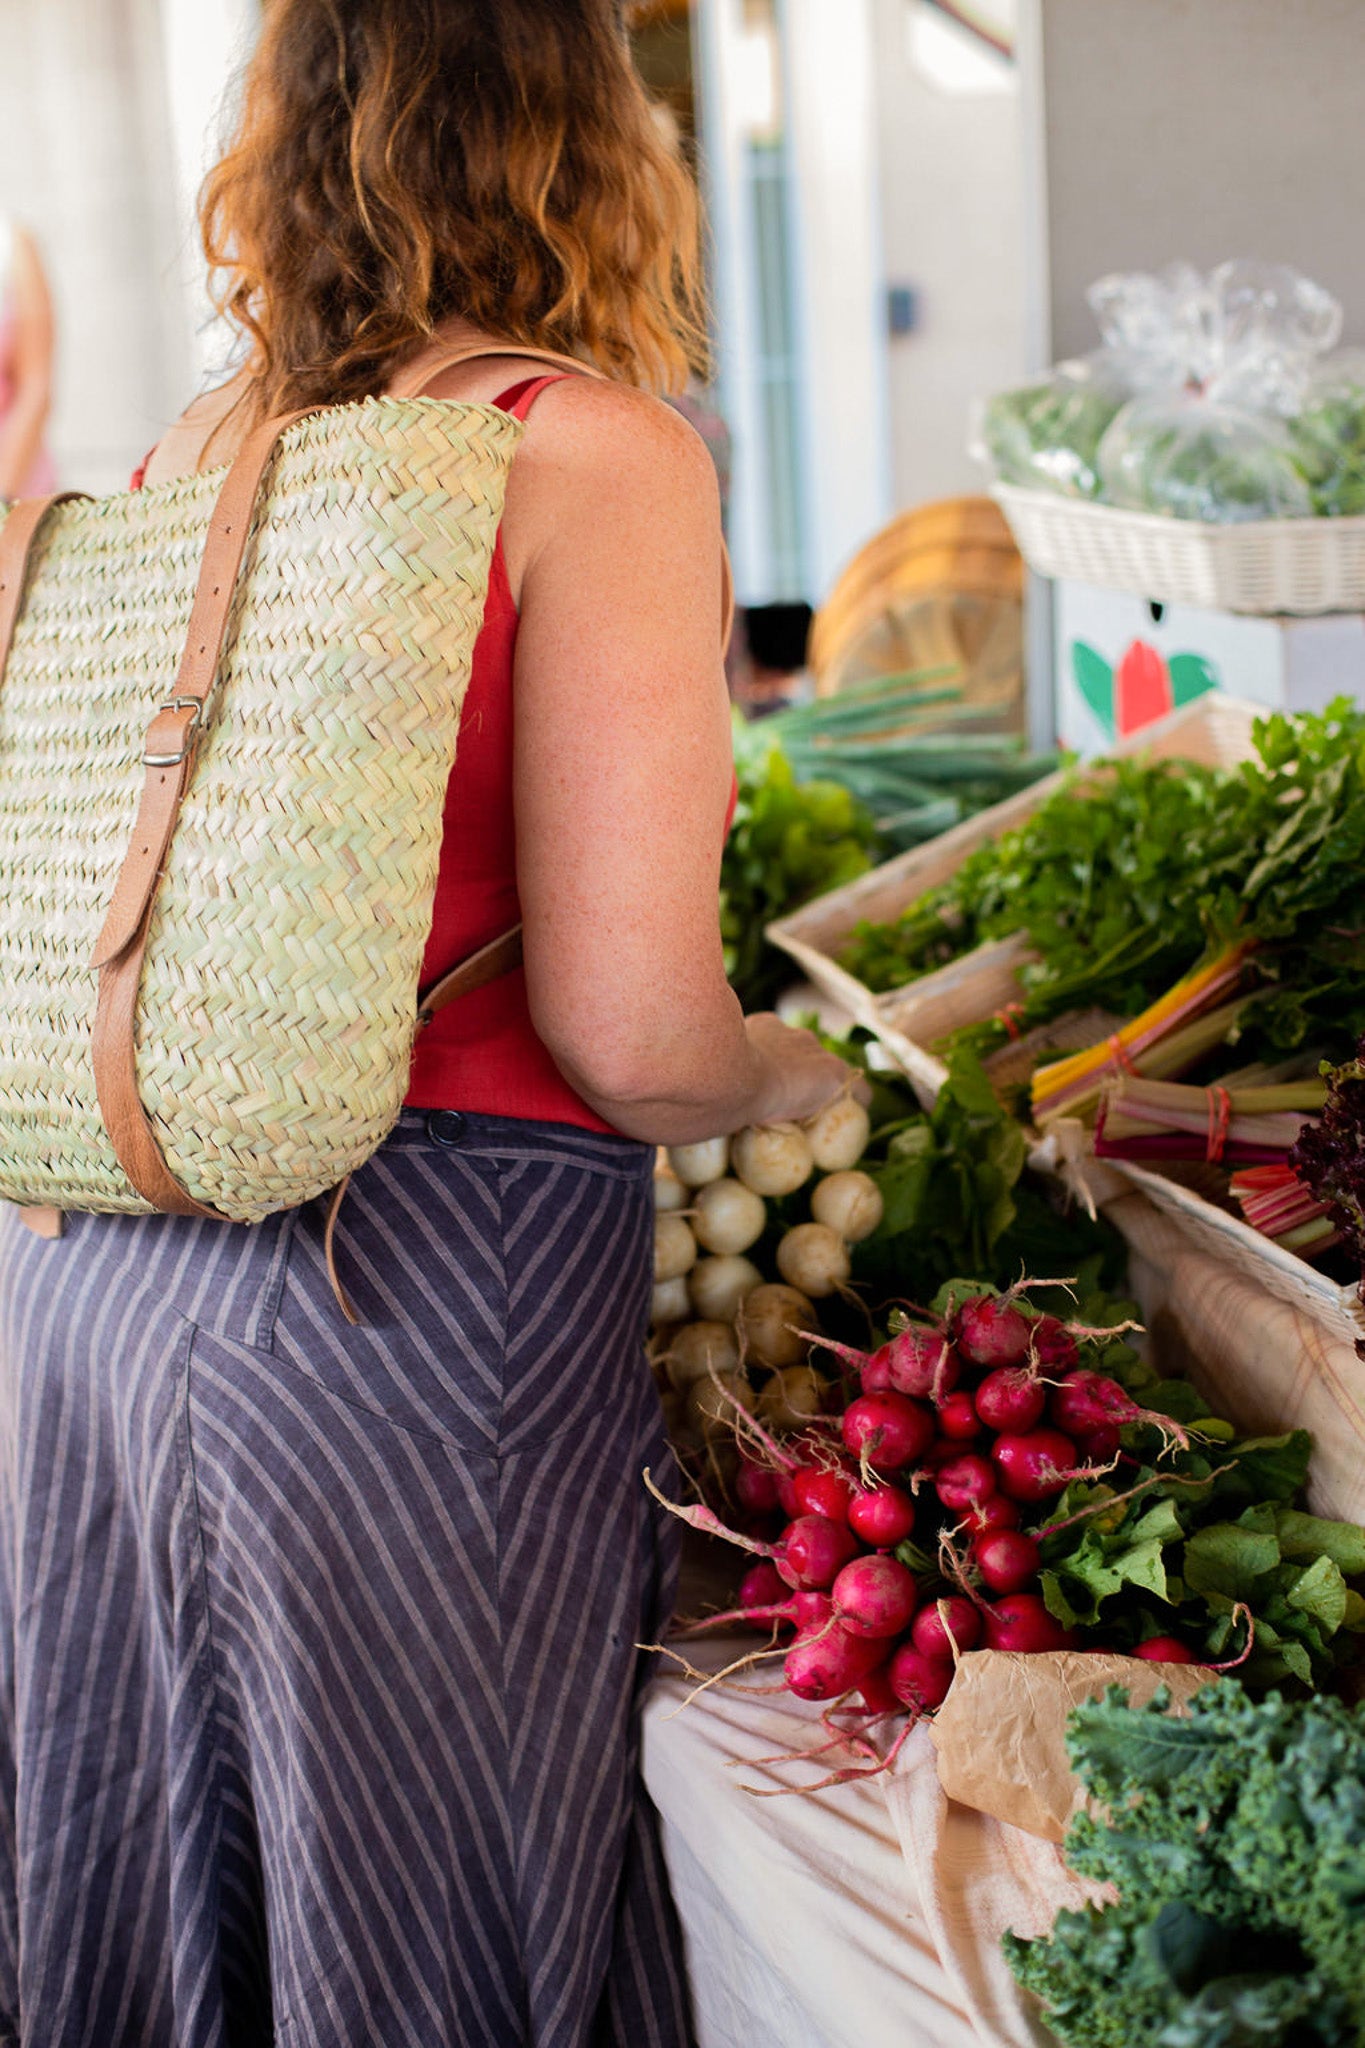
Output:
[692, 1177, 768, 1256]
[653, 1166, 688, 1211]
[775, 1223, 850, 1299]
[666, 1136, 729, 1188]
[805, 1095, 870, 1172]
[686, 1370, 756, 1440]
[810, 1170, 883, 1244]
[688, 1254, 763, 1322]
[731, 1123, 814, 1198]
[738, 1284, 815, 1369]
[650, 1277, 690, 1327]
[653, 1214, 697, 1283]
[757, 1366, 826, 1427]
[667, 1319, 741, 1390]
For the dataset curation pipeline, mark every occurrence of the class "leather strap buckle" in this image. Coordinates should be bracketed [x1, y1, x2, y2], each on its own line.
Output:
[143, 696, 204, 767]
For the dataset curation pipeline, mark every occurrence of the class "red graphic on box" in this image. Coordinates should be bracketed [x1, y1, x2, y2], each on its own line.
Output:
[1071, 637, 1220, 743]
[1115, 640, 1172, 734]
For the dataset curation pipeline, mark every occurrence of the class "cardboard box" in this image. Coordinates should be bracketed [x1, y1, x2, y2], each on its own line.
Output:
[1054, 578, 1365, 757]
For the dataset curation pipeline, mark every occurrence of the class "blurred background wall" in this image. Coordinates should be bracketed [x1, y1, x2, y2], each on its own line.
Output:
[0, 0, 254, 492]
[0, 0, 1360, 632]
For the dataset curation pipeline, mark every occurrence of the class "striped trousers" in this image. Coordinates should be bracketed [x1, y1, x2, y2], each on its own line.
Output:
[0, 1111, 693, 2048]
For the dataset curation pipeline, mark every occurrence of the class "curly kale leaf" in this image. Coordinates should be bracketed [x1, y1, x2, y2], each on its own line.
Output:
[1005, 1684, 1365, 2048]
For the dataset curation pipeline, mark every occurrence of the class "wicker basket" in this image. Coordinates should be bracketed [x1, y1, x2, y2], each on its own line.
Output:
[1111, 1190, 1365, 1522]
[994, 483, 1365, 616]
[0, 397, 518, 1222]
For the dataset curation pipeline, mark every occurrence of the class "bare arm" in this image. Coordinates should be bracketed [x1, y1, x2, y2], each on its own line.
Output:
[508, 381, 851, 1143]
[0, 231, 53, 499]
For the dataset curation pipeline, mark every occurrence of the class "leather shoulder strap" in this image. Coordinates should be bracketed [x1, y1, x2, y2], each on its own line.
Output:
[90, 402, 318, 1218]
[387, 339, 606, 401]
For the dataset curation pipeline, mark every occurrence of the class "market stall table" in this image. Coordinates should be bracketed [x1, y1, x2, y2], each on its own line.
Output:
[642, 1642, 1095, 2048]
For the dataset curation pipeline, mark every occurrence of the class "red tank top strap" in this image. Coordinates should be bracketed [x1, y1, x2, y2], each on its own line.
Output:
[494, 373, 573, 421]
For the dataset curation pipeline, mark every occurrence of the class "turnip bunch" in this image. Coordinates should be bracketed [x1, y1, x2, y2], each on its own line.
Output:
[647, 1095, 885, 1477]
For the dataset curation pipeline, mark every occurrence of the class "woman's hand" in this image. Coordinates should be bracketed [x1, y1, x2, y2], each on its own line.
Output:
[742, 1013, 871, 1127]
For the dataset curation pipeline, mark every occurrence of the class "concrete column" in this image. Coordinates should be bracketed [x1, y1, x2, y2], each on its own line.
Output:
[0, 0, 191, 491]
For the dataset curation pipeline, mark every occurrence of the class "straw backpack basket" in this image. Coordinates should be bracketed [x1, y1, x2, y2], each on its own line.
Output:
[0, 342, 594, 1231]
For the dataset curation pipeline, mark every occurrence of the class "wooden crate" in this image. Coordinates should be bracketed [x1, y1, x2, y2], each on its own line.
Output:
[767, 692, 1262, 1105]
[769, 690, 1365, 1352]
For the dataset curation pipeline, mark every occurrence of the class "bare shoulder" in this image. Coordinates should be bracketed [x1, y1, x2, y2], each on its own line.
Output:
[521, 376, 717, 491]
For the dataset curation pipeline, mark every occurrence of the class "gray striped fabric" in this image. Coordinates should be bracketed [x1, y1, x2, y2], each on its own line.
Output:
[0, 1109, 694, 2047]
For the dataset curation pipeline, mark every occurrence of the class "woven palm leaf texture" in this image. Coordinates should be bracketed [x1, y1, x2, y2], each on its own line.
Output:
[0, 396, 520, 1221]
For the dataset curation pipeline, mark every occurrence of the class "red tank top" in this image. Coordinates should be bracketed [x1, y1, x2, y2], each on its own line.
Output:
[403, 374, 615, 1128]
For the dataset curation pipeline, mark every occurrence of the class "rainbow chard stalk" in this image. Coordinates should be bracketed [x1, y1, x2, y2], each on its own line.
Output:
[1029, 941, 1258, 1127]
[1227, 1163, 1343, 1256]
[1094, 1075, 1328, 1167]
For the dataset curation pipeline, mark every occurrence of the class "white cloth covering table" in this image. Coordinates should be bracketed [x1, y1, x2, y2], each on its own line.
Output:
[642, 1644, 1092, 2048]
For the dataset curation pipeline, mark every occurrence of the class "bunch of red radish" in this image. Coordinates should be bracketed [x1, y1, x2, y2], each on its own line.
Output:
[694, 1284, 1197, 1719]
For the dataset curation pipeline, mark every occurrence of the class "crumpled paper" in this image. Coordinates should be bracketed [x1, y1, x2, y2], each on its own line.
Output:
[929, 1648, 1213, 1842]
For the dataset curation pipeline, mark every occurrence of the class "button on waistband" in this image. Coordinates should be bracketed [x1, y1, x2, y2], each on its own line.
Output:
[426, 1109, 467, 1147]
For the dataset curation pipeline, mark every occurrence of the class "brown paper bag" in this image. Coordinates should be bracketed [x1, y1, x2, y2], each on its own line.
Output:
[929, 1648, 1213, 1842]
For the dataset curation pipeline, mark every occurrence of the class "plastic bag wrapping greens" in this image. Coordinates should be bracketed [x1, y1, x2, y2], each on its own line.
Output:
[1095, 261, 1342, 521]
[973, 353, 1131, 502]
[1289, 349, 1365, 516]
[977, 260, 1359, 523]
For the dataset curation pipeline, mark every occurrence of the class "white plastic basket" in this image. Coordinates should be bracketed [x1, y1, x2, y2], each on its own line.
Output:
[994, 483, 1365, 616]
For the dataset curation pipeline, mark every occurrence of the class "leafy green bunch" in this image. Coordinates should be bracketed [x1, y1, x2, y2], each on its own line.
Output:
[1038, 1383, 1365, 1688]
[839, 700, 1365, 1067]
[720, 746, 878, 1013]
[850, 1047, 1123, 1306]
[1005, 1682, 1365, 2047]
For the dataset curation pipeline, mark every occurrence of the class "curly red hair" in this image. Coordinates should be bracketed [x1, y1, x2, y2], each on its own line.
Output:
[201, 0, 708, 418]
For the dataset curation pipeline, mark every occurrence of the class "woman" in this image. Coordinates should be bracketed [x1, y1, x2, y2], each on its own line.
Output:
[0, 220, 54, 499]
[0, 4, 856, 2045]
